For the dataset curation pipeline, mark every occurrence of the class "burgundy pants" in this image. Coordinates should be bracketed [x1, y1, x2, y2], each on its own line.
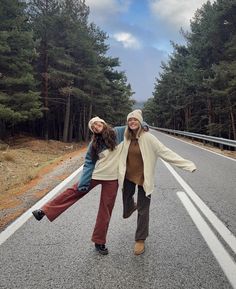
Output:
[42, 179, 118, 244]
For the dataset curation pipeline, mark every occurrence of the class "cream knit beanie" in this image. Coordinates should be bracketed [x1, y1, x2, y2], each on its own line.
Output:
[88, 116, 106, 131]
[127, 109, 143, 123]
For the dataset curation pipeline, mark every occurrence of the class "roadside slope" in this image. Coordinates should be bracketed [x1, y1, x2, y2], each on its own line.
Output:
[0, 137, 86, 231]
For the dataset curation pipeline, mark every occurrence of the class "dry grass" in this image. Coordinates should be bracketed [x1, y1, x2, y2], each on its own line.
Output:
[0, 137, 86, 231]
[0, 137, 86, 195]
[0, 152, 15, 162]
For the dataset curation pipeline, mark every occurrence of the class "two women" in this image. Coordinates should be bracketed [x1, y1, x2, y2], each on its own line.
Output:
[33, 110, 196, 256]
[119, 110, 196, 255]
[32, 116, 126, 255]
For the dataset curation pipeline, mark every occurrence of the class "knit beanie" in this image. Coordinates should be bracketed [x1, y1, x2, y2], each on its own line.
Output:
[88, 116, 106, 132]
[127, 109, 143, 123]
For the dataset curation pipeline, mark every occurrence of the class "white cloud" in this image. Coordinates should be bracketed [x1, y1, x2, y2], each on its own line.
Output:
[113, 32, 141, 49]
[85, 0, 131, 24]
[149, 0, 214, 28]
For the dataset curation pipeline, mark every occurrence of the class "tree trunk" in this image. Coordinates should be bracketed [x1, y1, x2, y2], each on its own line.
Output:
[78, 112, 83, 141]
[85, 103, 92, 141]
[68, 114, 74, 142]
[185, 107, 189, 131]
[227, 95, 236, 140]
[82, 105, 85, 140]
[0, 121, 6, 139]
[43, 74, 49, 140]
[42, 0, 49, 140]
[63, 94, 71, 142]
[207, 96, 213, 135]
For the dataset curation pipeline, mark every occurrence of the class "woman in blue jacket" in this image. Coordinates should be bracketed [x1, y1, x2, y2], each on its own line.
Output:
[32, 116, 126, 255]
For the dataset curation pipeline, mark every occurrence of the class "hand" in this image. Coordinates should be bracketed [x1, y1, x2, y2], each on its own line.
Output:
[78, 185, 89, 192]
[141, 121, 149, 132]
[144, 125, 149, 132]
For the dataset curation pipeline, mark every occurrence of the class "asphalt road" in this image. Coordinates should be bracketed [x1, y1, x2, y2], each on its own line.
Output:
[0, 130, 236, 289]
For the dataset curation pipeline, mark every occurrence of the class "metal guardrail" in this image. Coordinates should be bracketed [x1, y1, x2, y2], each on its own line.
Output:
[150, 126, 236, 149]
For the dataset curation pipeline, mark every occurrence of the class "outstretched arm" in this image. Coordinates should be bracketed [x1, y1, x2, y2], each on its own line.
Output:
[153, 137, 196, 172]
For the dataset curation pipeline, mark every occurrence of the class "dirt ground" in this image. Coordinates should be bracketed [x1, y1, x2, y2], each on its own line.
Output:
[0, 135, 235, 232]
[0, 136, 87, 231]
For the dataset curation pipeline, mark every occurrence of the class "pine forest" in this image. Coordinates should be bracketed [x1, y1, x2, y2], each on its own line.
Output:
[143, 0, 236, 140]
[0, 0, 236, 141]
[0, 0, 134, 142]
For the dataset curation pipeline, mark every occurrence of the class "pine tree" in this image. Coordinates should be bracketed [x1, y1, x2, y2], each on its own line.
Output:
[149, 0, 236, 139]
[0, 0, 42, 138]
[28, 0, 134, 141]
[28, 0, 63, 139]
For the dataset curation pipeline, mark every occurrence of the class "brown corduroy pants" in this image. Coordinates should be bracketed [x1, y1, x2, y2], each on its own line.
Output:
[122, 178, 151, 241]
[42, 179, 118, 244]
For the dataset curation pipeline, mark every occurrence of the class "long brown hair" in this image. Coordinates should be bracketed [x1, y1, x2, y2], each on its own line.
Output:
[91, 124, 117, 162]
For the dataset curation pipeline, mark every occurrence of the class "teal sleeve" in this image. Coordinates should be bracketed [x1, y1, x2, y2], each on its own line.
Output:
[78, 143, 95, 191]
[141, 121, 149, 131]
[114, 126, 126, 143]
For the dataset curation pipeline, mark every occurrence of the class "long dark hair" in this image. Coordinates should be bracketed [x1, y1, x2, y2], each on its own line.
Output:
[91, 124, 117, 162]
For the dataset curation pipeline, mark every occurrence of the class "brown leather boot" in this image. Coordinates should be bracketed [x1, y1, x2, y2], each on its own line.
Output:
[134, 240, 145, 255]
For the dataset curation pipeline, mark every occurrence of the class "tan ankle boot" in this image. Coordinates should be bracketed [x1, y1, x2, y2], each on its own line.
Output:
[134, 240, 145, 255]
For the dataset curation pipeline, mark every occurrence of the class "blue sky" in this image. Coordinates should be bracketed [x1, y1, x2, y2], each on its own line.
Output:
[85, 0, 213, 102]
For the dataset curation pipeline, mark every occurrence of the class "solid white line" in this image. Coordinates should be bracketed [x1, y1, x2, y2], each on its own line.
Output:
[177, 191, 236, 289]
[151, 129, 236, 162]
[162, 160, 236, 254]
[0, 165, 83, 246]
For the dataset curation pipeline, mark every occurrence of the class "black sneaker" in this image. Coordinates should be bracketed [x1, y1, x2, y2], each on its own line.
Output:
[32, 209, 45, 221]
[95, 243, 109, 255]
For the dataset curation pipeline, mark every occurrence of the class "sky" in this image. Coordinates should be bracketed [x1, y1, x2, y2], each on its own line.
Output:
[85, 0, 213, 102]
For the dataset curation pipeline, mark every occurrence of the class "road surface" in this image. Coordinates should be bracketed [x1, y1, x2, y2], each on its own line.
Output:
[0, 130, 236, 289]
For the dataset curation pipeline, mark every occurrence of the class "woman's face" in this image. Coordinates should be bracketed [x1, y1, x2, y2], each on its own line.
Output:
[127, 117, 140, 131]
[91, 121, 104, 134]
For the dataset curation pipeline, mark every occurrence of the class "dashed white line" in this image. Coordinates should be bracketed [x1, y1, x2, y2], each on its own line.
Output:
[177, 191, 236, 289]
[162, 160, 236, 254]
[162, 158, 236, 288]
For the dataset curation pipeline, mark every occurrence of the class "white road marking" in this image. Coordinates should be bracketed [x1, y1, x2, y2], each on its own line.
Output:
[162, 160, 236, 254]
[0, 166, 83, 246]
[151, 129, 236, 162]
[177, 191, 236, 289]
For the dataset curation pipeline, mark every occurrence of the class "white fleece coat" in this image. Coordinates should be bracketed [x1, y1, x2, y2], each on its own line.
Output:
[118, 132, 196, 196]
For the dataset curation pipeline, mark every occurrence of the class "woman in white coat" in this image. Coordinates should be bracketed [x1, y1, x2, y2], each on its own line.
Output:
[119, 110, 196, 255]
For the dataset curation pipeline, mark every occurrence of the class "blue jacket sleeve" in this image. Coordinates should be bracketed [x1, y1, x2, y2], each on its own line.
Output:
[141, 121, 149, 131]
[78, 143, 95, 191]
[114, 126, 126, 143]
